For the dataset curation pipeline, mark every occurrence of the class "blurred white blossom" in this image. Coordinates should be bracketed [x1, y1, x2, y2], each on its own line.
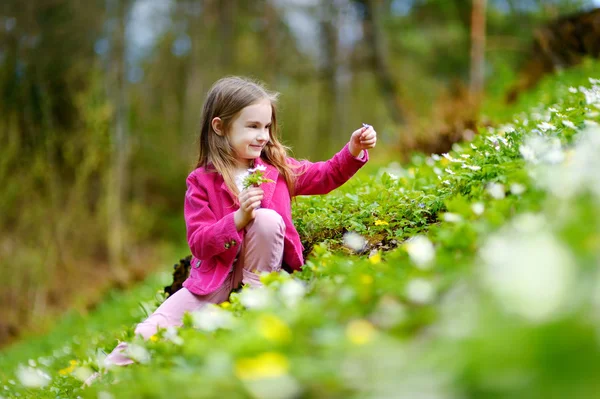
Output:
[406, 278, 435, 304]
[126, 344, 151, 364]
[343, 232, 366, 252]
[404, 235, 435, 269]
[520, 136, 564, 164]
[472, 202, 485, 215]
[192, 304, 236, 331]
[486, 183, 505, 200]
[443, 213, 463, 223]
[480, 214, 575, 322]
[510, 183, 526, 195]
[239, 288, 273, 310]
[279, 279, 306, 308]
[16, 366, 51, 388]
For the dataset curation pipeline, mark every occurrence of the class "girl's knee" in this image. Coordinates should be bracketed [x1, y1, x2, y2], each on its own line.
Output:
[250, 209, 285, 235]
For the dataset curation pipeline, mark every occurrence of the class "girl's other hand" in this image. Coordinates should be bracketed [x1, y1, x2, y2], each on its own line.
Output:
[234, 186, 264, 230]
[349, 125, 377, 158]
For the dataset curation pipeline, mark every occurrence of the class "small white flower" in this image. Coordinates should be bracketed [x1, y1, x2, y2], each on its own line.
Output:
[562, 120, 576, 129]
[442, 153, 463, 163]
[239, 288, 273, 310]
[164, 326, 184, 345]
[462, 164, 481, 171]
[568, 86, 578, 93]
[460, 154, 470, 159]
[16, 366, 51, 388]
[442, 180, 451, 185]
[470, 143, 478, 150]
[443, 213, 463, 223]
[433, 167, 442, 175]
[584, 120, 598, 127]
[537, 122, 556, 132]
[406, 279, 435, 304]
[404, 235, 435, 269]
[192, 304, 236, 331]
[343, 232, 366, 252]
[548, 107, 558, 113]
[431, 154, 441, 161]
[444, 168, 455, 175]
[510, 183, 526, 195]
[472, 202, 485, 215]
[500, 125, 515, 134]
[248, 164, 267, 173]
[487, 183, 505, 199]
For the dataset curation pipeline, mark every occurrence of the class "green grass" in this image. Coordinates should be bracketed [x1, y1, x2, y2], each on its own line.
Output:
[2, 58, 600, 398]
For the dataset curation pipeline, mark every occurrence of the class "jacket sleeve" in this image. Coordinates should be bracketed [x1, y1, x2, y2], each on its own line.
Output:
[184, 173, 242, 260]
[288, 143, 369, 196]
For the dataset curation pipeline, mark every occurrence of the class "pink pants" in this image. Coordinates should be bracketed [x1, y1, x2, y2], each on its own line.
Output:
[105, 209, 285, 366]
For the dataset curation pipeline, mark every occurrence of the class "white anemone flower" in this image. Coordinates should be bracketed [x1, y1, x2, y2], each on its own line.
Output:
[537, 122, 556, 132]
[562, 120, 576, 129]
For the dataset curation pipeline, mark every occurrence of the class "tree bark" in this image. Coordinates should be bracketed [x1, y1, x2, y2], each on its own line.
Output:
[362, 0, 404, 126]
[106, 0, 130, 278]
[469, 0, 487, 101]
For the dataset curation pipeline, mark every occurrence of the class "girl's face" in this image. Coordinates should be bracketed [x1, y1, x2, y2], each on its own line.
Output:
[227, 98, 272, 169]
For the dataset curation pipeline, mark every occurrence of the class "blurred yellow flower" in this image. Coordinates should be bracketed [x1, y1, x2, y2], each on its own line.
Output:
[360, 274, 373, 285]
[369, 253, 382, 264]
[346, 319, 376, 345]
[220, 301, 231, 309]
[235, 352, 290, 381]
[58, 360, 79, 376]
[149, 335, 159, 342]
[257, 314, 292, 343]
[374, 220, 389, 226]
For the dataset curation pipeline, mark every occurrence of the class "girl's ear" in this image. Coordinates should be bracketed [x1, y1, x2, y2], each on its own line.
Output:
[211, 117, 224, 136]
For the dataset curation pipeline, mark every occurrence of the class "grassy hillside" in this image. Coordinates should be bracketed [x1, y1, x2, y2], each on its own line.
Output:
[1, 58, 600, 399]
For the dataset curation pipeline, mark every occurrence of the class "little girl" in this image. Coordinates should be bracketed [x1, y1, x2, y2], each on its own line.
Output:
[89, 76, 376, 379]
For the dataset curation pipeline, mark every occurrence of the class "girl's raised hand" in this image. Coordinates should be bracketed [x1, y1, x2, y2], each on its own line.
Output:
[234, 186, 264, 230]
[348, 124, 377, 158]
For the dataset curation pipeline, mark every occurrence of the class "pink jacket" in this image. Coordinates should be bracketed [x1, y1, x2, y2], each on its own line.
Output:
[182, 143, 369, 295]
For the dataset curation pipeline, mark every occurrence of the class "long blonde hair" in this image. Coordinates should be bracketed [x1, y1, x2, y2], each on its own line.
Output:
[195, 76, 296, 198]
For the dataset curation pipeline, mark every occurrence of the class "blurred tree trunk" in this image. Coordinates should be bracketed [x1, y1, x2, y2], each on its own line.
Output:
[219, 0, 236, 72]
[469, 0, 487, 101]
[361, 0, 404, 126]
[319, 1, 341, 155]
[106, 0, 131, 278]
[263, 0, 278, 85]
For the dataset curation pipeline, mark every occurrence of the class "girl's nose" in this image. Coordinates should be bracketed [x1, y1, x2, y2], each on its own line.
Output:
[258, 128, 269, 141]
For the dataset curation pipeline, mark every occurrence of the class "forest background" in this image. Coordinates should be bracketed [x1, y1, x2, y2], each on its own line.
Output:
[0, 0, 597, 348]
